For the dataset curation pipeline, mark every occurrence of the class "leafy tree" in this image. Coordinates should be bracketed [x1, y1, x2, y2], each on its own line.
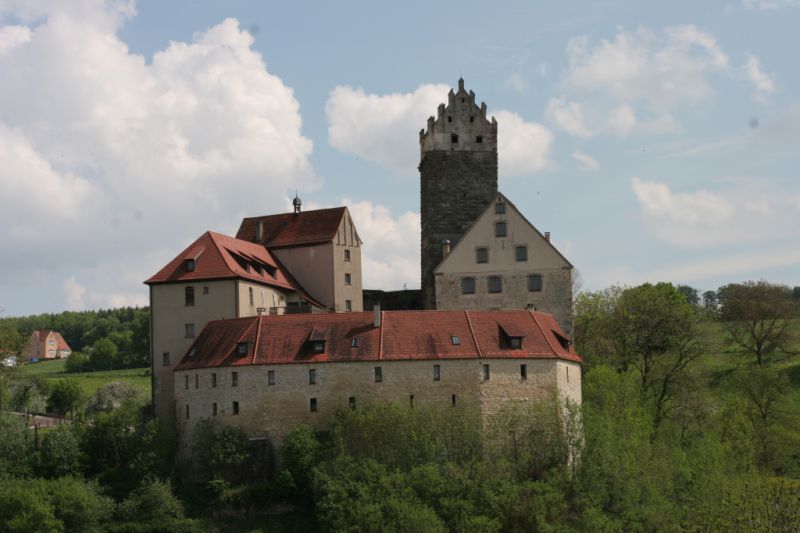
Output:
[719, 280, 798, 365]
[86, 381, 144, 415]
[39, 425, 84, 478]
[0, 412, 36, 478]
[90, 338, 119, 371]
[573, 286, 622, 363]
[46, 379, 83, 417]
[0, 479, 61, 532]
[193, 419, 253, 484]
[65, 351, 90, 373]
[278, 424, 322, 502]
[702, 290, 718, 312]
[0, 323, 23, 354]
[676, 284, 700, 307]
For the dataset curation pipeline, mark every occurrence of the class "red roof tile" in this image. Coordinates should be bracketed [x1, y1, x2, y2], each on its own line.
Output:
[145, 231, 296, 290]
[52, 332, 71, 351]
[236, 207, 353, 247]
[175, 310, 581, 370]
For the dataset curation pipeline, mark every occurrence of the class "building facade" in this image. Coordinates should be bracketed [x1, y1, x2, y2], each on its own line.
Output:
[173, 309, 581, 448]
[435, 193, 573, 334]
[22, 330, 71, 361]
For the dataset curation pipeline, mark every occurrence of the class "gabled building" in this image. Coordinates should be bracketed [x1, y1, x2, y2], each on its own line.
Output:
[173, 309, 581, 446]
[435, 193, 573, 334]
[23, 330, 72, 361]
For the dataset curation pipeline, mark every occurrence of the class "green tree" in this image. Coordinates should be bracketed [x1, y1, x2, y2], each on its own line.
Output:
[278, 424, 322, 502]
[39, 425, 84, 478]
[676, 284, 700, 307]
[46, 379, 83, 417]
[64, 351, 90, 373]
[90, 338, 119, 371]
[86, 381, 144, 415]
[0, 412, 36, 478]
[193, 419, 253, 484]
[719, 280, 798, 365]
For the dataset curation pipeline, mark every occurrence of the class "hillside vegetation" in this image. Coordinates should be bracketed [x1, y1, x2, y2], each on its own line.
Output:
[0, 281, 798, 532]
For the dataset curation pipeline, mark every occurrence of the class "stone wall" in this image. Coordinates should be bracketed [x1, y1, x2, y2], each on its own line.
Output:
[420, 150, 497, 309]
[174, 357, 581, 451]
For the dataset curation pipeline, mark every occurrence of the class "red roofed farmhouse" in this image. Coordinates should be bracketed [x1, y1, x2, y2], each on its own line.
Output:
[23, 330, 72, 361]
[173, 309, 581, 445]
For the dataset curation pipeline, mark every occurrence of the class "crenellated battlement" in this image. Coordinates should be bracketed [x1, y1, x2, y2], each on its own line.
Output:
[419, 78, 498, 154]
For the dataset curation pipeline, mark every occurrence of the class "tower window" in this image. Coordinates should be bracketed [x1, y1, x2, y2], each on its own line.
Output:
[185, 286, 194, 306]
[476, 135, 482, 143]
[495, 221, 507, 237]
[162, 352, 170, 367]
[461, 277, 475, 294]
[495, 202, 506, 214]
[488, 276, 503, 293]
[475, 247, 488, 264]
[345, 273, 351, 285]
[232, 401, 239, 415]
[345, 300, 352, 312]
[451, 133, 459, 143]
[184, 323, 195, 338]
[516, 246, 528, 262]
[310, 398, 318, 412]
[344, 249, 351, 262]
[528, 274, 543, 292]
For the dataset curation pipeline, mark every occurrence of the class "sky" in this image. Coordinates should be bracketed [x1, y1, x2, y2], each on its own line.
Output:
[1, 0, 798, 316]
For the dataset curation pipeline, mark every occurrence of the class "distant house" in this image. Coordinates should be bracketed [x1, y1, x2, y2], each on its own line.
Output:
[22, 330, 72, 361]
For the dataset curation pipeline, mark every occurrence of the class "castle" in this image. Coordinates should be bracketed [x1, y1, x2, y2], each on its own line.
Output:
[146, 79, 579, 447]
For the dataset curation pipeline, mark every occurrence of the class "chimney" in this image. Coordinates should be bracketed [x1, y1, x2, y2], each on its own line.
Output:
[255, 221, 263, 242]
[441, 239, 451, 257]
[544, 231, 551, 242]
[373, 304, 381, 328]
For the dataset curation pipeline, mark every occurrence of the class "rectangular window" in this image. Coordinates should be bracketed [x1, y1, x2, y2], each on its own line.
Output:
[451, 133, 458, 143]
[495, 202, 506, 214]
[495, 221, 507, 237]
[232, 372, 238, 387]
[162, 352, 170, 367]
[476, 135, 483, 143]
[452, 394, 457, 407]
[527, 274, 543, 292]
[185, 286, 195, 306]
[309, 369, 316, 385]
[311, 341, 325, 354]
[184, 375, 189, 390]
[521, 364, 527, 380]
[249, 287, 254, 305]
[268, 370, 275, 385]
[211, 373, 217, 388]
[232, 401, 239, 415]
[345, 299, 352, 312]
[483, 364, 490, 381]
[409, 395, 415, 408]
[185, 405, 189, 419]
[515, 246, 527, 262]
[451, 335, 461, 345]
[344, 273, 352, 285]
[475, 247, 488, 263]
[374, 366, 382, 383]
[212, 403, 217, 416]
[433, 364, 441, 382]
[567, 366, 570, 383]
[184, 323, 195, 338]
[349, 396, 356, 409]
[236, 342, 248, 357]
[310, 398, 318, 412]
[195, 374, 199, 389]
[488, 276, 503, 293]
[185, 259, 195, 272]
[461, 277, 475, 294]
[203, 286, 209, 294]
[351, 337, 360, 348]
[344, 249, 351, 262]
[510, 337, 523, 349]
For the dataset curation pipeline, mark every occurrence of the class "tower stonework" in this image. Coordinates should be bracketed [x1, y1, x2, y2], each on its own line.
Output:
[420, 79, 498, 309]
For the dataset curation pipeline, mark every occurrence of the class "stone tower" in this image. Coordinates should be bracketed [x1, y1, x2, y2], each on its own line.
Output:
[419, 79, 498, 309]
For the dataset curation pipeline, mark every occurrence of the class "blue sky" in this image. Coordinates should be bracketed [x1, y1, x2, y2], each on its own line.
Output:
[1, 0, 798, 316]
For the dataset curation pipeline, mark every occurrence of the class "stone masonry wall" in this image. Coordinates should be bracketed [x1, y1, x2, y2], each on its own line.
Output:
[420, 150, 497, 309]
[174, 357, 581, 452]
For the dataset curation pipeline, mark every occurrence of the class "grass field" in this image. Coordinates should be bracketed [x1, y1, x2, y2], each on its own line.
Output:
[20, 359, 151, 397]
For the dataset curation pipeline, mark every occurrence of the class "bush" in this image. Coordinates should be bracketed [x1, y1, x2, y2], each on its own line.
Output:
[39, 425, 84, 478]
[0, 412, 36, 478]
[65, 352, 90, 373]
[193, 419, 253, 484]
[46, 380, 83, 417]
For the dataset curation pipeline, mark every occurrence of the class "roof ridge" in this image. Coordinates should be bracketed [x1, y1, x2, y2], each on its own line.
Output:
[465, 310, 481, 358]
[251, 313, 263, 364]
[529, 310, 558, 357]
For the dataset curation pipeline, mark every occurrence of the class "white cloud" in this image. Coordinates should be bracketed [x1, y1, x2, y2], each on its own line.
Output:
[0, 3, 316, 312]
[545, 96, 593, 138]
[607, 104, 637, 136]
[742, 0, 800, 9]
[63, 277, 87, 311]
[742, 53, 775, 102]
[631, 177, 733, 226]
[326, 83, 449, 172]
[326, 84, 554, 177]
[494, 110, 554, 176]
[504, 72, 526, 92]
[345, 200, 420, 290]
[571, 150, 599, 171]
[744, 196, 771, 214]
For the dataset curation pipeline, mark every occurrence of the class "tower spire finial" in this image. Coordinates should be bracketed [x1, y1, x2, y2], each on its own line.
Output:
[292, 191, 302, 213]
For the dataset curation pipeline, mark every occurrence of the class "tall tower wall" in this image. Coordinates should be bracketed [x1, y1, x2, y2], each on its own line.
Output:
[419, 79, 498, 309]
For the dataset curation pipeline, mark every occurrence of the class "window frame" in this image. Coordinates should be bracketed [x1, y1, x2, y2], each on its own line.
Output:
[475, 247, 489, 264]
[185, 286, 195, 306]
[231, 371, 239, 387]
[309, 368, 317, 385]
[232, 401, 239, 415]
[374, 366, 382, 383]
[433, 364, 441, 382]
[527, 274, 543, 292]
[461, 277, 476, 295]
[495, 221, 507, 237]
[515, 245, 528, 262]
[488, 276, 503, 294]
[268, 370, 275, 386]
[344, 273, 352, 286]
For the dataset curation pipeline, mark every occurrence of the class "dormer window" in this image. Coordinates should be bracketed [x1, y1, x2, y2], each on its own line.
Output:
[236, 342, 249, 357]
[185, 259, 196, 272]
[351, 337, 359, 348]
[509, 337, 523, 349]
[500, 323, 525, 350]
[311, 341, 325, 354]
[451, 335, 461, 345]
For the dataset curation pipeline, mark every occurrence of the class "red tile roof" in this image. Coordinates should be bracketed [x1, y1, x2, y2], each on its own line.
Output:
[236, 207, 354, 247]
[175, 310, 581, 370]
[52, 332, 71, 351]
[145, 231, 296, 290]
